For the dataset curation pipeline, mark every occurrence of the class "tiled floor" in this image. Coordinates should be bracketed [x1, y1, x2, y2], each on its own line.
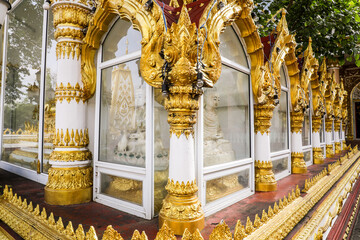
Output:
[0, 152, 348, 239]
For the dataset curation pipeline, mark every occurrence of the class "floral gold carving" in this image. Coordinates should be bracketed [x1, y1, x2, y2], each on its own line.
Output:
[335, 142, 342, 154]
[255, 160, 277, 192]
[46, 167, 92, 190]
[54, 27, 84, 41]
[49, 150, 92, 162]
[313, 147, 324, 164]
[291, 152, 307, 173]
[312, 116, 322, 133]
[326, 144, 334, 158]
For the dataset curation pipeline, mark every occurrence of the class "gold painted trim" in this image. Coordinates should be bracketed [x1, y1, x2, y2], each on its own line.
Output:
[291, 152, 307, 173]
[313, 147, 324, 164]
[255, 160, 277, 192]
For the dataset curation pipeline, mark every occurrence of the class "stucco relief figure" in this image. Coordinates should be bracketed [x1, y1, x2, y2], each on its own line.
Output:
[203, 88, 243, 202]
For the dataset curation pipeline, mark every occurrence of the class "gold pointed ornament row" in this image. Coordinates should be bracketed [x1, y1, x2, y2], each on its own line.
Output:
[55, 82, 86, 103]
[53, 128, 89, 147]
[2, 146, 360, 240]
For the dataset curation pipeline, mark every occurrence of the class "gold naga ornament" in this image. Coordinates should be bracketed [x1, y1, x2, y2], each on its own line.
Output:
[341, 82, 348, 149]
[253, 10, 296, 191]
[311, 58, 328, 164]
[82, 0, 255, 234]
[324, 72, 337, 157]
[289, 33, 315, 174]
[334, 81, 344, 154]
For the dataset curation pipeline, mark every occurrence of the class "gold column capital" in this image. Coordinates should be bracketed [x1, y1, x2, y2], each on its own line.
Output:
[291, 111, 304, 133]
[325, 118, 333, 132]
[312, 116, 322, 133]
[334, 119, 341, 132]
[254, 102, 275, 135]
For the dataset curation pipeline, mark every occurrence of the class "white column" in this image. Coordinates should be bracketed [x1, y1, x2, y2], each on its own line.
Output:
[291, 132, 303, 153]
[255, 132, 270, 161]
[312, 132, 321, 148]
[168, 133, 195, 183]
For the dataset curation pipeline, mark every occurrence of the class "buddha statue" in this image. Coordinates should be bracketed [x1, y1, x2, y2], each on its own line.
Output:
[203, 88, 235, 167]
[203, 88, 243, 202]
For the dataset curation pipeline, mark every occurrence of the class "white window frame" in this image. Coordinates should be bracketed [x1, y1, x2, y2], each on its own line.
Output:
[0, 0, 50, 184]
[196, 25, 254, 217]
[270, 65, 291, 180]
[302, 86, 312, 166]
[92, 17, 152, 219]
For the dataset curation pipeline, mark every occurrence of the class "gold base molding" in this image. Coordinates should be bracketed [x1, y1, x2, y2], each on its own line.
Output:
[255, 160, 277, 192]
[313, 147, 324, 164]
[45, 186, 92, 205]
[335, 142, 342, 154]
[326, 144, 334, 157]
[291, 152, 307, 174]
[45, 166, 93, 205]
[159, 179, 204, 235]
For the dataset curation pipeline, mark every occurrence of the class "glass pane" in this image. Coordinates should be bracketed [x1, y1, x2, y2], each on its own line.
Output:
[206, 169, 249, 203]
[99, 60, 146, 167]
[302, 111, 311, 146]
[43, 11, 56, 173]
[153, 89, 169, 214]
[304, 150, 311, 163]
[320, 118, 325, 143]
[270, 91, 289, 152]
[220, 27, 248, 67]
[280, 67, 287, 87]
[203, 65, 250, 167]
[100, 173, 142, 205]
[2, 1, 43, 170]
[273, 157, 289, 175]
[102, 18, 142, 62]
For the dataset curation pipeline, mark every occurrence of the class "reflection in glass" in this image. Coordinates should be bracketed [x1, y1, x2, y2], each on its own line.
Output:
[270, 91, 288, 152]
[2, 1, 43, 171]
[43, 11, 56, 173]
[219, 27, 248, 67]
[99, 60, 146, 167]
[304, 150, 311, 163]
[273, 157, 288, 175]
[206, 169, 249, 203]
[100, 173, 143, 205]
[102, 18, 142, 62]
[153, 89, 169, 214]
[302, 111, 311, 146]
[320, 118, 325, 143]
[203, 65, 250, 167]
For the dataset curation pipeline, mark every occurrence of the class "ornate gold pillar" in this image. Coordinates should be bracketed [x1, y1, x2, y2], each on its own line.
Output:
[254, 102, 277, 192]
[312, 116, 324, 164]
[325, 118, 334, 157]
[44, 0, 93, 205]
[291, 112, 307, 173]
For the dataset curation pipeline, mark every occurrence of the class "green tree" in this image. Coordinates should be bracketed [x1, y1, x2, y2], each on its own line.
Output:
[253, 0, 360, 66]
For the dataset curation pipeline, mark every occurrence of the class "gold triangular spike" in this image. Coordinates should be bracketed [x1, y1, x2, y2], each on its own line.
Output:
[253, 214, 261, 228]
[181, 229, 204, 240]
[102, 225, 123, 240]
[261, 209, 268, 223]
[48, 212, 55, 226]
[76, 224, 86, 240]
[245, 217, 254, 235]
[155, 223, 176, 240]
[41, 207, 47, 220]
[56, 217, 65, 232]
[85, 226, 98, 240]
[268, 206, 274, 218]
[209, 220, 232, 240]
[234, 220, 247, 240]
[65, 221, 75, 237]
